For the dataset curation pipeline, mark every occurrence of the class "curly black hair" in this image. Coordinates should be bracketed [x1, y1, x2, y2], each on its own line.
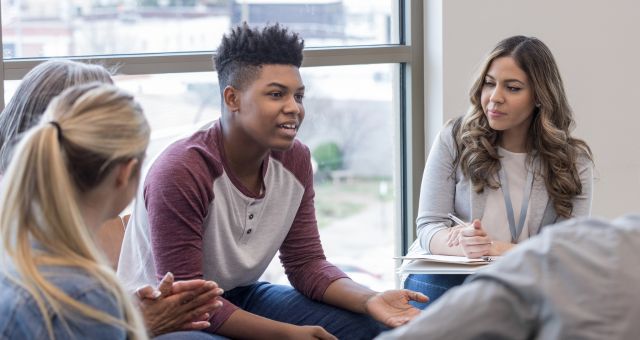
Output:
[214, 23, 304, 94]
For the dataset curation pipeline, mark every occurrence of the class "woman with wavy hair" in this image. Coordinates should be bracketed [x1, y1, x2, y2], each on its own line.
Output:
[0, 83, 150, 339]
[404, 35, 593, 308]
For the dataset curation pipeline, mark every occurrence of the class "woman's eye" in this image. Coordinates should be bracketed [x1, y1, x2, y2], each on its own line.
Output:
[507, 86, 521, 92]
[269, 92, 283, 98]
[483, 80, 495, 87]
[294, 94, 304, 103]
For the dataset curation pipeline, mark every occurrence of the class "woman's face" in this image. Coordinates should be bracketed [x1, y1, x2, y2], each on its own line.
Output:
[481, 56, 536, 134]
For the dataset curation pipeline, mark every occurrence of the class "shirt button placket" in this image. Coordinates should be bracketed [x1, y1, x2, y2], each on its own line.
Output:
[246, 210, 255, 236]
[245, 199, 262, 240]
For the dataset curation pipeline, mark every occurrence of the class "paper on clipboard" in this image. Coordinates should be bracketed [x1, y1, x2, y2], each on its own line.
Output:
[396, 254, 500, 265]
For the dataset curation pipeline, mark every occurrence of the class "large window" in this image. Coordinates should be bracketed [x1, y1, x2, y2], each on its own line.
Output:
[1, 0, 424, 289]
[1, 0, 398, 58]
[265, 64, 399, 289]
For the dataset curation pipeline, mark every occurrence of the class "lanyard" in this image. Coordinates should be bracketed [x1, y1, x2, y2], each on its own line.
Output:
[498, 164, 534, 243]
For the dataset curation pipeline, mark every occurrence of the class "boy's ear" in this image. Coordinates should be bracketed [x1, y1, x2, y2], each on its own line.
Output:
[223, 85, 240, 113]
[115, 158, 139, 189]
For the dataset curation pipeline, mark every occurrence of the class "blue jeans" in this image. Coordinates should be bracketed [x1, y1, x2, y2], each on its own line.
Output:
[404, 274, 468, 309]
[154, 331, 226, 340]
[220, 281, 386, 340]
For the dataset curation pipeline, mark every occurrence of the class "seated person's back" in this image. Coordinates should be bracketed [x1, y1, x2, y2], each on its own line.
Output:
[0, 83, 149, 340]
[0, 266, 125, 339]
[378, 214, 640, 340]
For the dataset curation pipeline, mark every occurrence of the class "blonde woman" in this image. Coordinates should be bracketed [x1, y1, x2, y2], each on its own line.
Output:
[0, 60, 223, 338]
[405, 36, 594, 307]
[0, 83, 150, 339]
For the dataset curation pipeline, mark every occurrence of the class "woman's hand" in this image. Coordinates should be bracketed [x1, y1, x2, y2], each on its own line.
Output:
[135, 272, 224, 336]
[488, 240, 515, 256]
[459, 219, 493, 258]
[364, 289, 428, 327]
[446, 224, 465, 247]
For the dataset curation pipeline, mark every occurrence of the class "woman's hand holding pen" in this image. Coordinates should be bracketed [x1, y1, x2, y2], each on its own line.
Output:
[446, 225, 465, 247]
[459, 220, 493, 258]
[445, 214, 515, 257]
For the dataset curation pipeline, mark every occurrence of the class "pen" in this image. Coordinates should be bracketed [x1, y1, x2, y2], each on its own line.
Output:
[447, 213, 469, 227]
[448, 212, 494, 248]
[481, 256, 499, 262]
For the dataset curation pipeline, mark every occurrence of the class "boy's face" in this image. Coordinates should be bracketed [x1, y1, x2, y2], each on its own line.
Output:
[234, 64, 305, 152]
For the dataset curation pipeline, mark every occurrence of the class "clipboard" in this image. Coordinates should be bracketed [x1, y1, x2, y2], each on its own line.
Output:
[395, 254, 501, 265]
[398, 260, 486, 275]
[395, 255, 501, 275]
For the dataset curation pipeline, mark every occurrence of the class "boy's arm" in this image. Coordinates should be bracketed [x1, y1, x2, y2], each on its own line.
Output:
[277, 145, 348, 300]
[143, 145, 332, 336]
[143, 146, 241, 332]
[216, 309, 336, 340]
[278, 144, 427, 328]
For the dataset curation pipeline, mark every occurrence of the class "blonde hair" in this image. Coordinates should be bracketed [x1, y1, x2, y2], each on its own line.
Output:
[453, 36, 592, 218]
[0, 83, 149, 339]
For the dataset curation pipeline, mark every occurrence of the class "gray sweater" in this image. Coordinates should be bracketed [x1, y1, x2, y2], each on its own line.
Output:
[379, 214, 640, 340]
[409, 122, 593, 255]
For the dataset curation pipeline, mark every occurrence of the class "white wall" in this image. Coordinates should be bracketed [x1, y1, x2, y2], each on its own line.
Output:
[425, 0, 640, 218]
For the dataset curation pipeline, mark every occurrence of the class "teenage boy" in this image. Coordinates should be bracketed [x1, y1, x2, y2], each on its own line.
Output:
[118, 23, 427, 339]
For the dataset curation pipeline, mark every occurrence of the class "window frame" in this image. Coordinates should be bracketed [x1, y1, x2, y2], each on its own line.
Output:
[0, 0, 425, 282]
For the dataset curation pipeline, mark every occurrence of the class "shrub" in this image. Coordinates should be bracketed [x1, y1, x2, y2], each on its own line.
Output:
[312, 142, 343, 171]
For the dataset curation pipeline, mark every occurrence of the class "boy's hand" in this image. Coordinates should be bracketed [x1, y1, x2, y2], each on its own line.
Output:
[364, 289, 428, 327]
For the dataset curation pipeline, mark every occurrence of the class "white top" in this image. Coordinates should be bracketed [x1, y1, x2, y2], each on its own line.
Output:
[406, 122, 593, 257]
[481, 147, 532, 243]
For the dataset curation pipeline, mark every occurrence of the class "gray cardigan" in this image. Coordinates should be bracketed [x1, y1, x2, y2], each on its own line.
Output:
[409, 122, 593, 255]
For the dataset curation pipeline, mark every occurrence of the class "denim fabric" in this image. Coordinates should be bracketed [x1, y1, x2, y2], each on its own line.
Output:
[220, 281, 387, 340]
[155, 331, 228, 340]
[0, 266, 126, 339]
[403, 274, 468, 309]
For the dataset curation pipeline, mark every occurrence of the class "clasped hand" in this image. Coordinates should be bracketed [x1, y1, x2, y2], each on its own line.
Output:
[135, 272, 224, 336]
[447, 219, 493, 258]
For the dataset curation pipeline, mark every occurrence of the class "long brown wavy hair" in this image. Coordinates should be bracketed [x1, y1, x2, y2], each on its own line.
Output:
[452, 36, 592, 218]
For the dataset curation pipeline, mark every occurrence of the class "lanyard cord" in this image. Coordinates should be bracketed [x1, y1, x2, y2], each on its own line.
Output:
[498, 164, 534, 242]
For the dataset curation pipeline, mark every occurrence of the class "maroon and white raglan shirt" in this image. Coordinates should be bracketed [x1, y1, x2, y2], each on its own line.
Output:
[117, 120, 347, 331]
